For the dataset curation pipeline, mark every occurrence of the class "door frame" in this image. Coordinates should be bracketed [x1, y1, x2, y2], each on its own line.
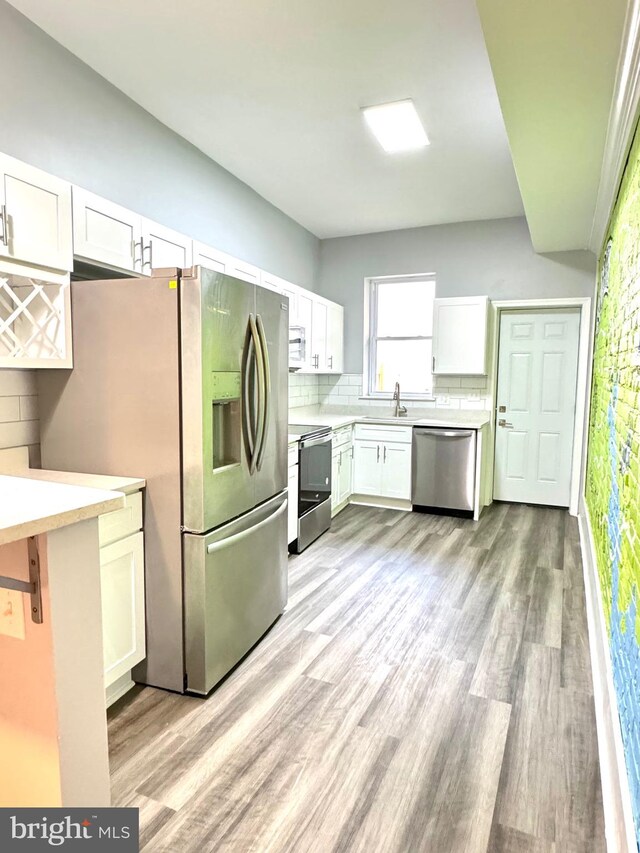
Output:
[488, 297, 592, 516]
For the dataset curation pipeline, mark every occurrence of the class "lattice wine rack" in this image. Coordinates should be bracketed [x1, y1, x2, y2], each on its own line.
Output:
[0, 273, 72, 367]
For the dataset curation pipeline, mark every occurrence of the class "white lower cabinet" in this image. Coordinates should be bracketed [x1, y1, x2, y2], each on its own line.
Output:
[331, 447, 341, 512]
[288, 460, 299, 545]
[99, 490, 146, 707]
[338, 445, 353, 505]
[331, 426, 353, 515]
[380, 443, 412, 499]
[352, 425, 412, 502]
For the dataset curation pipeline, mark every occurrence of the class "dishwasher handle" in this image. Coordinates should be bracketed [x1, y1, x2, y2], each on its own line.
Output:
[414, 428, 474, 438]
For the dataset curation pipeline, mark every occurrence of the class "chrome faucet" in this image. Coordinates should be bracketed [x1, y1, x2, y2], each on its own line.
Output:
[392, 381, 408, 417]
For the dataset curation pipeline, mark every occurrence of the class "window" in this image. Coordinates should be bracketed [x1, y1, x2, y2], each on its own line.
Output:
[366, 275, 436, 398]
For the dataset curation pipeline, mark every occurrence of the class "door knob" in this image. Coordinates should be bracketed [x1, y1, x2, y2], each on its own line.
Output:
[498, 419, 513, 428]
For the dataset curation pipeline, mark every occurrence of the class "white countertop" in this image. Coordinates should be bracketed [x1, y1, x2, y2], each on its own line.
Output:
[289, 406, 490, 431]
[15, 469, 146, 495]
[0, 475, 126, 546]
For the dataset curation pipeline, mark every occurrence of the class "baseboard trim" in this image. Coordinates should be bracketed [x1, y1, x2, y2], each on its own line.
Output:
[349, 495, 412, 512]
[578, 499, 637, 852]
[105, 672, 135, 709]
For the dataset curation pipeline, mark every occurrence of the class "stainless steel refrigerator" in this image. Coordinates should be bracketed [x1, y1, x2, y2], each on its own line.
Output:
[37, 267, 289, 695]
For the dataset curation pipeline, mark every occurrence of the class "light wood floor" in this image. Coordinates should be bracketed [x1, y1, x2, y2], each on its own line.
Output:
[108, 503, 605, 853]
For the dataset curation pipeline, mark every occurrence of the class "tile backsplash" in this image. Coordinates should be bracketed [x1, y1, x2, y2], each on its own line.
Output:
[0, 369, 40, 466]
[288, 372, 320, 408]
[314, 373, 493, 411]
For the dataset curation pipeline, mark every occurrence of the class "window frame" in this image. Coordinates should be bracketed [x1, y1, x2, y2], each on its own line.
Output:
[363, 273, 436, 400]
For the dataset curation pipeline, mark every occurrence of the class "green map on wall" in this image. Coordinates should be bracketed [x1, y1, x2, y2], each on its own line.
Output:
[586, 122, 640, 845]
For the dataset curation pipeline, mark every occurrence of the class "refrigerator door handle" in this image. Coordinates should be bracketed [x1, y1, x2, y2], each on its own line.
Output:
[243, 316, 257, 468]
[206, 498, 288, 553]
[255, 313, 271, 471]
[248, 314, 265, 475]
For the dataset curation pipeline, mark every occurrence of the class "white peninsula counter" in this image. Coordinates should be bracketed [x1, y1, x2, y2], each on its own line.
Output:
[0, 475, 125, 809]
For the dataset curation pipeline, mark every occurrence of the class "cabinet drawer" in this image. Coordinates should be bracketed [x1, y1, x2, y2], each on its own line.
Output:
[99, 491, 143, 546]
[332, 425, 352, 449]
[354, 424, 412, 444]
[288, 445, 299, 467]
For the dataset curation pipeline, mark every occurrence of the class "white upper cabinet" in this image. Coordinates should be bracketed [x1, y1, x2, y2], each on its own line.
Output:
[74, 189, 192, 275]
[302, 295, 343, 374]
[292, 288, 313, 371]
[310, 298, 328, 372]
[192, 240, 229, 273]
[192, 241, 259, 284]
[73, 187, 141, 274]
[0, 153, 72, 273]
[141, 219, 192, 271]
[326, 302, 344, 373]
[432, 296, 489, 375]
[259, 270, 286, 294]
[228, 256, 261, 284]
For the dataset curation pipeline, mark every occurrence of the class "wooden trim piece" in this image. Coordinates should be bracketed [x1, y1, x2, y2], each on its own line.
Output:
[590, 0, 640, 253]
[578, 499, 637, 853]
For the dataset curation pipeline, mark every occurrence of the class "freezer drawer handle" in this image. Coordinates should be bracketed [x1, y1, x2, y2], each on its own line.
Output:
[414, 428, 473, 438]
[206, 499, 288, 554]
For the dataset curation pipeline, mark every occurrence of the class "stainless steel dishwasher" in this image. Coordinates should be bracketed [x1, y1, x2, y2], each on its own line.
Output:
[411, 427, 476, 513]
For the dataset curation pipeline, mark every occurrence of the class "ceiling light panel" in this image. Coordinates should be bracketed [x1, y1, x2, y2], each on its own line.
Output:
[362, 99, 430, 153]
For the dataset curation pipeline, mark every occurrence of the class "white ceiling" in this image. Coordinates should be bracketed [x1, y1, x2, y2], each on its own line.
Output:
[7, 0, 525, 239]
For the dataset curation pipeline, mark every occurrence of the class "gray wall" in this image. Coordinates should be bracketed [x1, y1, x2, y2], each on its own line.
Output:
[0, 0, 319, 289]
[317, 216, 597, 372]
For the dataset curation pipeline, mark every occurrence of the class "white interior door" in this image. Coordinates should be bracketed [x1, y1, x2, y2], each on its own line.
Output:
[494, 309, 580, 506]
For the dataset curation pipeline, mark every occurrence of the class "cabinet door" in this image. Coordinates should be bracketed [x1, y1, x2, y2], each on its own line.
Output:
[287, 464, 299, 544]
[193, 241, 230, 273]
[381, 443, 412, 499]
[142, 219, 192, 271]
[281, 285, 299, 323]
[432, 296, 489, 375]
[260, 271, 286, 295]
[295, 290, 313, 371]
[228, 257, 261, 285]
[311, 298, 328, 372]
[326, 302, 344, 373]
[0, 153, 72, 271]
[353, 439, 382, 495]
[100, 531, 145, 688]
[72, 187, 141, 273]
[331, 449, 341, 511]
[339, 446, 352, 503]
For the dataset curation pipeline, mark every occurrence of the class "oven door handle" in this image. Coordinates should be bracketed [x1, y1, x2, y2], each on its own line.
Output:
[300, 435, 332, 449]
